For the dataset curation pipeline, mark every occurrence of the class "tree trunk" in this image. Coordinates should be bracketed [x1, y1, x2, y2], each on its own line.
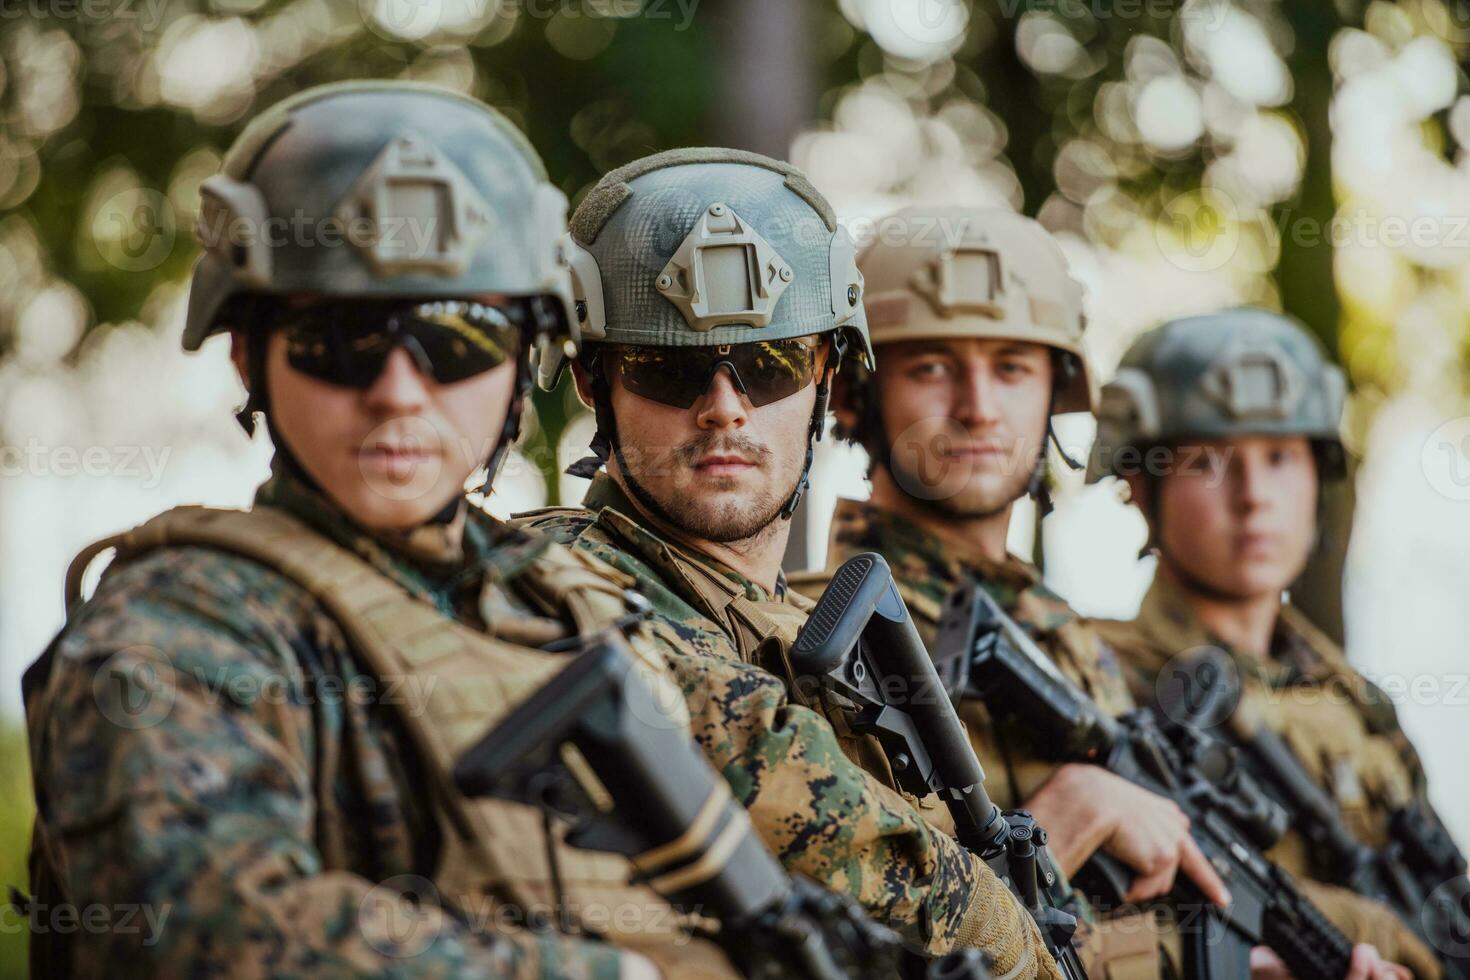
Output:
[1278, 5, 1347, 642]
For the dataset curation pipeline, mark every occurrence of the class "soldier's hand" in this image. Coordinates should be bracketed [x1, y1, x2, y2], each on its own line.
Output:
[1343, 943, 1412, 980]
[1024, 763, 1232, 906]
[619, 951, 664, 980]
[1248, 942, 1411, 980]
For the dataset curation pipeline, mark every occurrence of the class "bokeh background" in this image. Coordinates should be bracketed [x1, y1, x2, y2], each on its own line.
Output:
[3, 0, 1470, 973]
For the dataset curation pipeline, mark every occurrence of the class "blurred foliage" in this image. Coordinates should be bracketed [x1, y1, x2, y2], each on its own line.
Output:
[0, 724, 32, 979]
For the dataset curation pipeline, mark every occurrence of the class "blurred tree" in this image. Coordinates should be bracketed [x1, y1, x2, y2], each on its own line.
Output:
[1279, 2, 1351, 641]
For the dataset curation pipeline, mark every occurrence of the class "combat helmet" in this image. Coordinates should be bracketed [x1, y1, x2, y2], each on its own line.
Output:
[557, 147, 872, 519]
[1087, 307, 1346, 484]
[185, 80, 576, 482]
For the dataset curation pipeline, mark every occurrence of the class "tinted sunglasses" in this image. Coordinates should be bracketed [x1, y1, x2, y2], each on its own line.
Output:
[607, 337, 824, 410]
[276, 298, 522, 389]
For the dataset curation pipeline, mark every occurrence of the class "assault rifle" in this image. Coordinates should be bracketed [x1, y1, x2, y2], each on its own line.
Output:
[452, 632, 991, 980]
[934, 581, 1360, 979]
[788, 553, 1090, 980]
[1160, 647, 1470, 979]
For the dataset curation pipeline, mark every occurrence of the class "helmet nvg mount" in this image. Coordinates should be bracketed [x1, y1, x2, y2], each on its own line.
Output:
[559, 147, 872, 520]
[184, 80, 577, 484]
[1087, 307, 1347, 484]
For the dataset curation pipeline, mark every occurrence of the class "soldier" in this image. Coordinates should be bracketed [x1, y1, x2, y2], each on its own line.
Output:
[21, 80, 710, 979]
[791, 206, 1408, 980]
[517, 150, 1060, 977]
[1089, 308, 1450, 979]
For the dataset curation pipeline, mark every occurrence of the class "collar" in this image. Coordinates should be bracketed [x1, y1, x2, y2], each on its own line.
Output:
[827, 497, 1037, 592]
[1131, 575, 1339, 686]
[256, 465, 549, 605]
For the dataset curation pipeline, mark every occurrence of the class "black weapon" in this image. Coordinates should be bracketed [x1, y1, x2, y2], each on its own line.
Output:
[935, 580, 1359, 980]
[788, 553, 1089, 980]
[452, 632, 991, 980]
[1161, 647, 1470, 979]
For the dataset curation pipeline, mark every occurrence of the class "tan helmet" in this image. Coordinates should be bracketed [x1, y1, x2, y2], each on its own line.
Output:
[858, 205, 1093, 413]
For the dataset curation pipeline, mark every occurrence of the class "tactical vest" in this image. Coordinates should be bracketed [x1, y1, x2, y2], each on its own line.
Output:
[1096, 593, 1420, 873]
[521, 506, 952, 825]
[46, 505, 737, 977]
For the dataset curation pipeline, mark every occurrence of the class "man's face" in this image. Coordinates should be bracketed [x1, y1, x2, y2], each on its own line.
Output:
[865, 336, 1054, 515]
[582, 338, 830, 543]
[1145, 435, 1319, 598]
[253, 325, 518, 531]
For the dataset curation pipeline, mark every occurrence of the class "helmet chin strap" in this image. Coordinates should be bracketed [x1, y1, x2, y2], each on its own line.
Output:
[473, 296, 558, 497]
[781, 333, 846, 520]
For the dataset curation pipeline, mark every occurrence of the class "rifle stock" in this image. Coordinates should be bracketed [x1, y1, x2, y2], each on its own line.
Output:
[452, 632, 989, 980]
[791, 553, 1088, 980]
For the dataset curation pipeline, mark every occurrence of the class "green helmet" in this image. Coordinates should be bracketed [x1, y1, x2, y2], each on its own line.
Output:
[185, 80, 576, 483]
[551, 147, 871, 376]
[184, 79, 575, 353]
[1087, 307, 1346, 483]
[559, 148, 871, 518]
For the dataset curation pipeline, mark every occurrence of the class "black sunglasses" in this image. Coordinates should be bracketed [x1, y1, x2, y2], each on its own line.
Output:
[274, 298, 523, 389]
[607, 337, 824, 410]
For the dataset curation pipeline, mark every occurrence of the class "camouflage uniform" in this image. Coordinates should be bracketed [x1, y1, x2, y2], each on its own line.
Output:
[518, 475, 1056, 974]
[791, 501, 1170, 979]
[800, 498, 1133, 808]
[24, 470, 643, 979]
[523, 152, 1060, 976]
[23, 80, 723, 979]
[1095, 579, 1443, 976]
[798, 207, 1180, 979]
[1099, 577, 1426, 848]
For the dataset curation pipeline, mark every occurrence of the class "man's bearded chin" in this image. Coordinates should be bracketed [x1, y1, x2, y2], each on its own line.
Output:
[663, 481, 791, 544]
[620, 432, 796, 545]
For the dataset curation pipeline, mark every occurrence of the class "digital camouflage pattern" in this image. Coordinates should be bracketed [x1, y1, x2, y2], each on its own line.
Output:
[516, 474, 1061, 978]
[23, 468, 633, 979]
[1098, 575, 1428, 853]
[793, 499, 1173, 978]
[796, 498, 1134, 810]
[1096, 576, 1445, 976]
